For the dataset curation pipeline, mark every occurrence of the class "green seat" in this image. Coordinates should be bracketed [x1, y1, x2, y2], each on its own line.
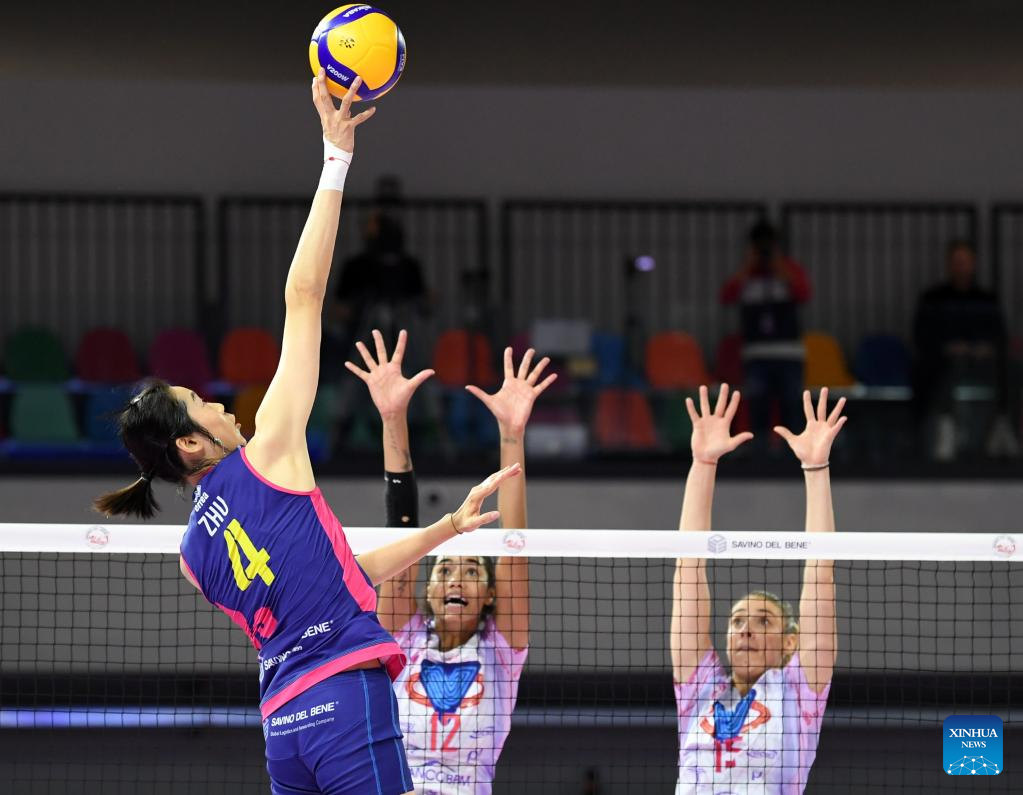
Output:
[10, 385, 80, 442]
[5, 327, 69, 381]
[653, 391, 694, 452]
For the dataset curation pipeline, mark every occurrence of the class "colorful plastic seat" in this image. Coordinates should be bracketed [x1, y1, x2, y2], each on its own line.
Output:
[10, 384, 79, 443]
[432, 330, 498, 388]
[854, 334, 912, 387]
[714, 334, 745, 386]
[75, 328, 141, 384]
[591, 332, 626, 387]
[592, 388, 658, 450]
[232, 385, 268, 439]
[803, 332, 855, 388]
[219, 327, 280, 386]
[84, 387, 133, 444]
[148, 329, 214, 393]
[4, 327, 68, 381]
[645, 332, 713, 390]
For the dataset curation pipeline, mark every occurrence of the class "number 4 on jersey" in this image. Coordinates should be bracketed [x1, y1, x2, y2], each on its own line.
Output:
[225, 519, 275, 591]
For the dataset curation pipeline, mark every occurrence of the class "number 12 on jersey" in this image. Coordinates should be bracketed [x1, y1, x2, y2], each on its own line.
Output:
[225, 519, 276, 591]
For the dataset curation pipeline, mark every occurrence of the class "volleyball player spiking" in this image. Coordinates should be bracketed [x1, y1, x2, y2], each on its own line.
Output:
[95, 73, 520, 795]
[671, 385, 846, 794]
[346, 332, 555, 794]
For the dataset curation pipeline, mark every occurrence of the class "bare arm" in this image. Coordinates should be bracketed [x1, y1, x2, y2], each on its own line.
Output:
[245, 74, 375, 490]
[357, 463, 521, 585]
[469, 348, 556, 651]
[775, 388, 847, 694]
[672, 385, 753, 683]
[346, 329, 434, 632]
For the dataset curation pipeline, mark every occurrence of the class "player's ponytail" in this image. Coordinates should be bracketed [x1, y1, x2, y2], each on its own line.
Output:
[94, 380, 222, 520]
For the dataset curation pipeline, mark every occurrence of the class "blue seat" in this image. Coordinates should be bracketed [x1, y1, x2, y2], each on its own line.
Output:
[854, 335, 912, 387]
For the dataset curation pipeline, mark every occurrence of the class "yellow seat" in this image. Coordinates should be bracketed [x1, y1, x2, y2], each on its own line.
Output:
[803, 332, 855, 388]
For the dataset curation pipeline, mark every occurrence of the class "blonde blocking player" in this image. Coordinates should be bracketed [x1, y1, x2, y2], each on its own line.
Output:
[671, 385, 846, 794]
[346, 333, 555, 794]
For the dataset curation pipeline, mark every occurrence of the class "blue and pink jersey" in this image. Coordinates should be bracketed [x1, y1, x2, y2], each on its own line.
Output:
[393, 613, 527, 795]
[675, 650, 829, 794]
[179, 447, 406, 720]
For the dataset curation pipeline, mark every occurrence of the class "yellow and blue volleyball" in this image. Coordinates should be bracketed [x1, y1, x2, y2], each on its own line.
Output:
[309, 5, 406, 101]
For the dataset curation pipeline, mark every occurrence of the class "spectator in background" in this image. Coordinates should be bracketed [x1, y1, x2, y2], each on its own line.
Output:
[720, 221, 811, 449]
[913, 240, 1010, 460]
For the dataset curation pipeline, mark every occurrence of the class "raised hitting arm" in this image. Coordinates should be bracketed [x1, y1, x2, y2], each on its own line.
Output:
[775, 388, 847, 694]
[346, 329, 434, 633]
[671, 385, 753, 683]
[245, 73, 376, 491]
[467, 347, 556, 651]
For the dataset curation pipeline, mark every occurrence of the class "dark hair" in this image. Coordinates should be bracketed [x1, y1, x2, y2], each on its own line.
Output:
[421, 555, 498, 630]
[93, 380, 222, 520]
[747, 220, 779, 248]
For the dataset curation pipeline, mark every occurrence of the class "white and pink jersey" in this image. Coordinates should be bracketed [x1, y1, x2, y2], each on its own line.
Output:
[393, 613, 527, 795]
[675, 650, 829, 795]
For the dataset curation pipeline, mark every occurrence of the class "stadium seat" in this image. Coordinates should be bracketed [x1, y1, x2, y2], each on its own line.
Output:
[10, 384, 79, 443]
[432, 330, 498, 388]
[219, 327, 280, 386]
[592, 388, 658, 450]
[148, 329, 214, 394]
[714, 333, 744, 386]
[591, 332, 626, 387]
[803, 332, 855, 388]
[232, 385, 268, 439]
[84, 387, 133, 444]
[854, 334, 912, 387]
[645, 331, 713, 390]
[4, 327, 68, 381]
[75, 328, 141, 384]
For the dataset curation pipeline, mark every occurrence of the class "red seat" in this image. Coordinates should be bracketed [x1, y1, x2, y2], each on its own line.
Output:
[75, 328, 141, 384]
[714, 334, 744, 386]
[645, 332, 713, 390]
[592, 388, 658, 450]
[219, 327, 280, 386]
[148, 329, 214, 393]
[432, 330, 499, 387]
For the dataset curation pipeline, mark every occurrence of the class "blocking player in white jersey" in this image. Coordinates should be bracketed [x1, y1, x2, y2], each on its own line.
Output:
[671, 384, 847, 794]
[346, 332, 555, 794]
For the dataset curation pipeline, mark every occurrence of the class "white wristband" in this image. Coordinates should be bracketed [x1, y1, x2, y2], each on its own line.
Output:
[801, 461, 830, 471]
[318, 137, 352, 193]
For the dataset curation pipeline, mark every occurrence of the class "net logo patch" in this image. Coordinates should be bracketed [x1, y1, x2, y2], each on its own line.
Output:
[943, 715, 1002, 775]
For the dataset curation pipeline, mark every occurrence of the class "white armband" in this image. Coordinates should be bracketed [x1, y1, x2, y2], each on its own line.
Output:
[318, 138, 353, 193]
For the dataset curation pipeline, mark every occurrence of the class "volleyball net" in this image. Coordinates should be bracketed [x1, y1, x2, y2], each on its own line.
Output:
[1, 524, 1020, 794]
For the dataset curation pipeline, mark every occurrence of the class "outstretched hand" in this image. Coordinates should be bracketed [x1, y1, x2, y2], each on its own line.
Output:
[686, 384, 754, 463]
[345, 329, 434, 421]
[311, 71, 376, 152]
[466, 347, 557, 434]
[774, 388, 848, 467]
[451, 463, 522, 533]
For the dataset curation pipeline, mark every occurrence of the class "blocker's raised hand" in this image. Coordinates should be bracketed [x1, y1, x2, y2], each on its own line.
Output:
[345, 329, 434, 421]
[686, 384, 754, 464]
[774, 388, 848, 467]
[466, 347, 557, 434]
[311, 71, 375, 152]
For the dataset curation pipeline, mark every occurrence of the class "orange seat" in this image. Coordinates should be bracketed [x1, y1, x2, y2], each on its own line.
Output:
[232, 385, 268, 439]
[592, 388, 659, 450]
[645, 332, 713, 390]
[219, 328, 280, 386]
[432, 330, 499, 387]
[803, 332, 855, 388]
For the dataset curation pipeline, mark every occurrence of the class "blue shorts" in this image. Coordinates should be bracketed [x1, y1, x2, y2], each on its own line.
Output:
[263, 667, 412, 795]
